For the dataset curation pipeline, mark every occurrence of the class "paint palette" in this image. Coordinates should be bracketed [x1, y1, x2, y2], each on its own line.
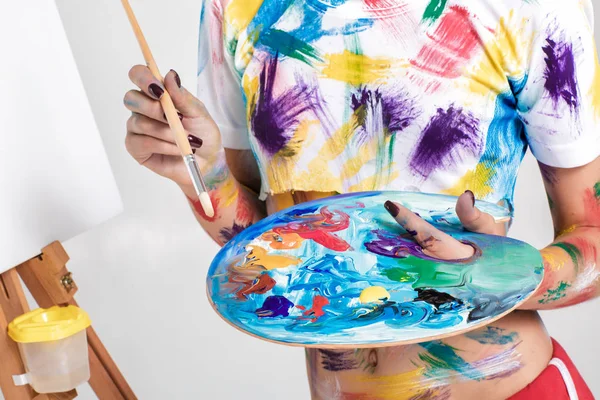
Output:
[207, 191, 543, 348]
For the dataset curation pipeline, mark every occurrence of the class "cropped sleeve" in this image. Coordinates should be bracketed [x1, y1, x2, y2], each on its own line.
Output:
[196, 0, 250, 150]
[515, 0, 600, 168]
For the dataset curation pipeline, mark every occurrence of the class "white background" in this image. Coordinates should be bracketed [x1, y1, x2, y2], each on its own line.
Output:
[49, 1, 600, 398]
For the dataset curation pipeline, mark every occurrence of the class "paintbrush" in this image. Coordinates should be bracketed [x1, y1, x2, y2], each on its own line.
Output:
[121, 0, 214, 218]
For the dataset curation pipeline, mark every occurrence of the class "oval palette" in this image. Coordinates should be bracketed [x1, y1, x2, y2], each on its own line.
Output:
[207, 191, 543, 348]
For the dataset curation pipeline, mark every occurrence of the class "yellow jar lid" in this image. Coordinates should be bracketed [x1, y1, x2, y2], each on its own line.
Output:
[8, 306, 91, 343]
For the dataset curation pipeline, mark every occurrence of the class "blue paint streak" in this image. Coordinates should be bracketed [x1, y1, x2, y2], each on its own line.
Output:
[197, 1, 209, 76]
[466, 326, 518, 345]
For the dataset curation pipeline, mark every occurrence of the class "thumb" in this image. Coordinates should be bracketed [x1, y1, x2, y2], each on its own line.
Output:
[456, 191, 506, 235]
[164, 69, 207, 118]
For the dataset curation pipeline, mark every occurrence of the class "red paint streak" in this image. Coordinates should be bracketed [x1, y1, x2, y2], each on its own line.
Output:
[565, 236, 597, 264]
[561, 287, 596, 307]
[303, 295, 329, 322]
[363, 0, 415, 42]
[237, 273, 276, 300]
[583, 187, 600, 222]
[188, 192, 219, 222]
[210, 1, 224, 66]
[410, 6, 481, 78]
[275, 207, 352, 251]
[235, 190, 254, 225]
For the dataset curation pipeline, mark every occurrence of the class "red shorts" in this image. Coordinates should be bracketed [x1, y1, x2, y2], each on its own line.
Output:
[509, 338, 595, 400]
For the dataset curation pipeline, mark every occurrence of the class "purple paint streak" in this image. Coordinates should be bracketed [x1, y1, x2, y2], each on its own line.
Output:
[543, 34, 578, 109]
[470, 343, 523, 380]
[251, 55, 328, 156]
[410, 106, 481, 178]
[219, 223, 251, 244]
[318, 349, 358, 371]
[255, 295, 295, 318]
[351, 87, 419, 143]
[364, 229, 445, 261]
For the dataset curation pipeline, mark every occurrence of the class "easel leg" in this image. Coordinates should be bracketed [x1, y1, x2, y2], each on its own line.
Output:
[16, 242, 136, 400]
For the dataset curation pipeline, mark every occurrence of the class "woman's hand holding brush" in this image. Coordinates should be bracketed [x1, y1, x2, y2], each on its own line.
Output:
[124, 66, 265, 244]
[124, 66, 220, 186]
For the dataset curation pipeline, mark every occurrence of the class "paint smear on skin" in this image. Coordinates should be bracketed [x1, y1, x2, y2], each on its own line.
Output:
[251, 56, 329, 156]
[421, 0, 448, 25]
[235, 189, 255, 225]
[538, 163, 559, 185]
[411, 6, 481, 79]
[259, 29, 324, 65]
[556, 225, 577, 237]
[219, 222, 252, 244]
[466, 326, 519, 345]
[583, 182, 600, 221]
[243, 245, 302, 270]
[551, 242, 583, 272]
[256, 295, 294, 317]
[321, 51, 396, 85]
[542, 29, 579, 110]
[410, 106, 482, 179]
[418, 341, 522, 381]
[237, 273, 276, 299]
[188, 193, 219, 223]
[538, 281, 571, 304]
[466, 12, 531, 96]
[319, 349, 358, 372]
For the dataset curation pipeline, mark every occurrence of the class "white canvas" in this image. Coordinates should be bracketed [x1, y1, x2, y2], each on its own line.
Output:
[0, 0, 123, 272]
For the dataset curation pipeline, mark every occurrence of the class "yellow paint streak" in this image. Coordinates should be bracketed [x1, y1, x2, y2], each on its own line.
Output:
[341, 140, 378, 181]
[556, 225, 578, 237]
[466, 11, 532, 96]
[359, 367, 428, 399]
[541, 248, 567, 272]
[589, 46, 600, 119]
[225, 0, 264, 33]
[360, 286, 391, 303]
[442, 162, 496, 198]
[348, 170, 399, 192]
[321, 51, 395, 85]
[244, 245, 301, 270]
[219, 173, 239, 207]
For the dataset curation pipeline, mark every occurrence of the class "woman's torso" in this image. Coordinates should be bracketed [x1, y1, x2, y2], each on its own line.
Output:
[219, 0, 560, 397]
[267, 192, 552, 400]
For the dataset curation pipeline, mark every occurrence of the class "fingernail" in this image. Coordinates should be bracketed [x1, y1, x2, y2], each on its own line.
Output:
[188, 135, 203, 149]
[178, 112, 184, 120]
[465, 190, 475, 207]
[149, 83, 164, 99]
[171, 69, 182, 88]
[384, 201, 399, 218]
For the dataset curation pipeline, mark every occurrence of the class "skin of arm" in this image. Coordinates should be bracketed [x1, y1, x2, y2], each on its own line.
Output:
[181, 148, 266, 246]
[520, 156, 600, 309]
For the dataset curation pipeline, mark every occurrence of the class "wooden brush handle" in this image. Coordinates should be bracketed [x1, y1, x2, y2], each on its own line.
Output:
[121, 0, 193, 156]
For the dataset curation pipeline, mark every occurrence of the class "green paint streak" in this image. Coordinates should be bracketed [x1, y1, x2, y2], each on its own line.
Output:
[466, 327, 519, 345]
[538, 281, 571, 304]
[551, 242, 581, 273]
[399, 256, 467, 289]
[547, 193, 554, 210]
[260, 29, 323, 65]
[383, 267, 414, 283]
[422, 0, 448, 24]
[594, 181, 600, 199]
[419, 341, 481, 380]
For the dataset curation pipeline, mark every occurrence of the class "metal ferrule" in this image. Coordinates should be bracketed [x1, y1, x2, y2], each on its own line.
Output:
[184, 154, 208, 195]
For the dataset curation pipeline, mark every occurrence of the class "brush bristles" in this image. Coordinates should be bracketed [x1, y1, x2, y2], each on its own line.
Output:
[200, 191, 214, 218]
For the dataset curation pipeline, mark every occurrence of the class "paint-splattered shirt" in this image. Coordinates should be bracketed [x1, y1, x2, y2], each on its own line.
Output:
[197, 0, 600, 205]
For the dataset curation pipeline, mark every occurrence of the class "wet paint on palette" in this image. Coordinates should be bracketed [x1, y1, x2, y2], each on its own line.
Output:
[207, 191, 543, 346]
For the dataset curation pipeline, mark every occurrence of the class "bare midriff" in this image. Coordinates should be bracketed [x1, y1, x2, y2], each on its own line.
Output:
[266, 191, 553, 400]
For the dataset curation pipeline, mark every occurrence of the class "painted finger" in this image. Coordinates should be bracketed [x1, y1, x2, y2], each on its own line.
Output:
[456, 191, 506, 236]
[123, 90, 171, 122]
[128, 64, 165, 100]
[384, 201, 475, 260]
[164, 69, 208, 118]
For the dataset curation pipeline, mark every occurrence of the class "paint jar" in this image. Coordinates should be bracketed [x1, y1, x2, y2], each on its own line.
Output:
[8, 305, 91, 393]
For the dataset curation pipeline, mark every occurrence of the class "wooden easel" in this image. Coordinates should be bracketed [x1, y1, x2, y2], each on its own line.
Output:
[0, 241, 137, 399]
